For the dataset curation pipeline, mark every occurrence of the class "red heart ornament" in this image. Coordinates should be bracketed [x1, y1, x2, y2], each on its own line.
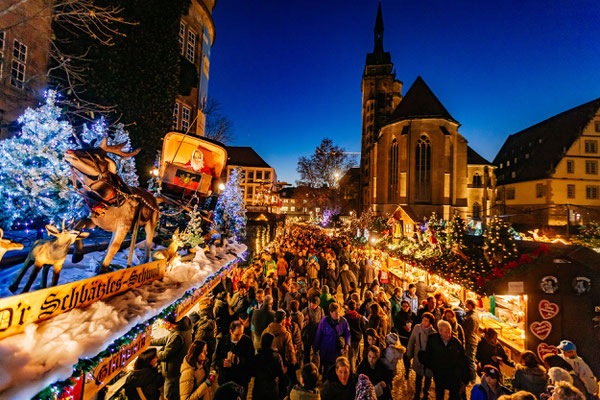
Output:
[530, 321, 552, 340]
[538, 300, 560, 320]
[537, 343, 559, 360]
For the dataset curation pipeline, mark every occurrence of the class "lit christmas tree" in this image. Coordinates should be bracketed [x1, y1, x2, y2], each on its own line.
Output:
[81, 119, 139, 187]
[447, 214, 468, 248]
[484, 217, 518, 264]
[212, 167, 246, 241]
[183, 205, 205, 247]
[0, 90, 81, 229]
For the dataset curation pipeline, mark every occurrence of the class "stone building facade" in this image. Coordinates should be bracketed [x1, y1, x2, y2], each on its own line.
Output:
[225, 146, 278, 207]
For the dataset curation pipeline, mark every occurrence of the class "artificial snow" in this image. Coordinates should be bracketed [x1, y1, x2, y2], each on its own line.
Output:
[0, 241, 246, 400]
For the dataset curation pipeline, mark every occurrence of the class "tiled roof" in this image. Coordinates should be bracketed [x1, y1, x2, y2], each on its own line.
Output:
[493, 97, 600, 185]
[390, 76, 457, 123]
[226, 146, 271, 169]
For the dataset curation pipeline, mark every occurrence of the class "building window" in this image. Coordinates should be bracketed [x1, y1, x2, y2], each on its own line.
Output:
[256, 171, 263, 180]
[585, 140, 598, 153]
[567, 184, 575, 199]
[472, 173, 482, 188]
[388, 138, 398, 202]
[11, 39, 27, 89]
[511, 171, 516, 178]
[506, 160, 510, 167]
[506, 187, 515, 200]
[282, 206, 288, 212]
[585, 160, 598, 175]
[415, 135, 431, 202]
[472, 203, 481, 219]
[181, 106, 191, 132]
[187, 29, 196, 63]
[172, 103, 179, 130]
[178, 22, 185, 55]
[264, 171, 271, 181]
[596, 121, 600, 132]
[290, 206, 295, 212]
[586, 186, 598, 199]
[247, 171, 254, 183]
[567, 160, 574, 173]
[536, 183, 545, 198]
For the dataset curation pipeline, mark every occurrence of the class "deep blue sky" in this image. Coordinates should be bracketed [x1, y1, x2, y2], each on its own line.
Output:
[209, 0, 600, 184]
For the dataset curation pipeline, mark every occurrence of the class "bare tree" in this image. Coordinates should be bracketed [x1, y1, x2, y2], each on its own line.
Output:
[203, 97, 234, 144]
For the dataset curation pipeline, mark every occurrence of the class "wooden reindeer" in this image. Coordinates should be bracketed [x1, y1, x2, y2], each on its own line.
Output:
[152, 229, 183, 262]
[9, 222, 90, 293]
[0, 228, 24, 262]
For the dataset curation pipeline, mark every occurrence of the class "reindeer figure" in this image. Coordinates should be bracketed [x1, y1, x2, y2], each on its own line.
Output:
[65, 136, 160, 273]
[9, 222, 90, 293]
[152, 229, 183, 261]
[0, 228, 24, 262]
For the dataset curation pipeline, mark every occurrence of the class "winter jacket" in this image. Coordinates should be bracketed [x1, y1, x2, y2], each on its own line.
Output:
[288, 317, 304, 360]
[406, 323, 435, 377]
[151, 316, 193, 379]
[363, 262, 377, 284]
[124, 366, 164, 400]
[513, 364, 548, 398]
[476, 338, 514, 371]
[277, 258, 288, 276]
[320, 366, 358, 400]
[289, 386, 321, 400]
[307, 262, 320, 281]
[228, 292, 249, 318]
[470, 378, 511, 400]
[252, 348, 285, 400]
[367, 314, 388, 342]
[302, 305, 324, 344]
[212, 334, 255, 387]
[251, 304, 275, 340]
[339, 269, 357, 296]
[314, 315, 351, 363]
[393, 309, 416, 342]
[284, 291, 302, 311]
[320, 292, 336, 315]
[325, 267, 339, 292]
[357, 359, 393, 399]
[345, 310, 367, 349]
[560, 354, 599, 395]
[422, 333, 470, 386]
[264, 321, 297, 366]
[382, 333, 406, 371]
[449, 320, 466, 347]
[401, 291, 419, 314]
[461, 310, 480, 348]
[415, 281, 433, 304]
[179, 358, 212, 400]
[213, 297, 232, 338]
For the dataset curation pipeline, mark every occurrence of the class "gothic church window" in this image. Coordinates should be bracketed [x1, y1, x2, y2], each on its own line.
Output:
[415, 135, 431, 202]
[472, 173, 482, 188]
[388, 138, 398, 202]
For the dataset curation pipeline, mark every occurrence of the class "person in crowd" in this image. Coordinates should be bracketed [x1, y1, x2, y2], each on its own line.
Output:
[325, 258, 339, 295]
[557, 340, 599, 398]
[320, 285, 336, 316]
[363, 328, 385, 363]
[402, 284, 420, 314]
[277, 252, 289, 286]
[287, 307, 304, 384]
[303, 295, 324, 365]
[321, 356, 359, 400]
[417, 296, 438, 324]
[498, 392, 536, 400]
[345, 299, 367, 371]
[415, 279, 434, 304]
[247, 288, 264, 315]
[228, 282, 249, 319]
[544, 358, 588, 397]
[264, 251, 277, 277]
[338, 263, 357, 299]
[124, 348, 164, 400]
[251, 294, 275, 349]
[238, 312, 252, 339]
[212, 320, 255, 396]
[294, 257, 307, 279]
[361, 257, 378, 297]
[252, 332, 285, 400]
[307, 257, 321, 284]
[390, 286, 403, 322]
[213, 382, 244, 400]
[376, 291, 393, 333]
[367, 303, 389, 342]
[151, 314, 193, 400]
[476, 328, 514, 373]
[360, 290, 376, 317]
[394, 300, 416, 379]
[265, 309, 298, 392]
[284, 282, 302, 311]
[191, 300, 217, 360]
[513, 350, 548, 399]
[357, 345, 393, 400]
[422, 320, 470, 400]
[314, 303, 351, 375]
[470, 365, 512, 400]
[461, 299, 480, 383]
[180, 340, 216, 400]
[289, 362, 321, 400]
[407, 312, 436, 400]
[442, 309, 465, 347]
[308, 279, 321, 301]
[549, 381, 586, 400]
[381, 332, 406, 373]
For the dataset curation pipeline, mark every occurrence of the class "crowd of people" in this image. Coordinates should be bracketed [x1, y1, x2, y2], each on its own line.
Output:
[122, 225, 598, 400]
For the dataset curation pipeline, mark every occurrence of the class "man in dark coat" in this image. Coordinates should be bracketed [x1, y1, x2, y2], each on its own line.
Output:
[251, 294, 275, 349]
[150, 314, 193, 400]
[345, 299, 367, 371]
[213, 291, 232, 339]
[461, 298, 480, 383]
[422, 320, 470, 400]
[252, 332, 285, 400]
[339, 264, 358, 300]
[361, 258, 377, 297]
[321, 356, 359, 400]
[302, 295, 324, 365]
[213, 320, 255, 396]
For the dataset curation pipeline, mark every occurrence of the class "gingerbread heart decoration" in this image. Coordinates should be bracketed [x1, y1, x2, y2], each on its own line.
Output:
[537, 343, 559, 361]
[539, 299, 560, 320]
[530, 321, 552, 340]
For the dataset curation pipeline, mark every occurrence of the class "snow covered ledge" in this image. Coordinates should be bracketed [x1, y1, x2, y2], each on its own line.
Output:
[0, 241, 247, 399]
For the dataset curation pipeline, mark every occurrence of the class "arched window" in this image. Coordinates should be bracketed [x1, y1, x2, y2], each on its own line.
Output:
[472, 173, 482, 188]
[388, 138, 398, 202]
[415, 135, 431, 202]
[472, 202, 481, 219]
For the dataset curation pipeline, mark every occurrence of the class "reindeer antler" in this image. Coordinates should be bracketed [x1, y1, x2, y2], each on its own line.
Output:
[98, 135, 140, 158]
[62, 218, 66, 232]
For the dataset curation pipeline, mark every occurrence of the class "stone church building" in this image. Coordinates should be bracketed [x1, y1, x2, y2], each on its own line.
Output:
[359, 4, 495, 233]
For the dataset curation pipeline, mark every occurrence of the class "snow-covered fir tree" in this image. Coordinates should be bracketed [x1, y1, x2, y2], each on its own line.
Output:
[183, 205, 205, 247]
[0, 90, 81, 229]
[212, 167, 246, 240]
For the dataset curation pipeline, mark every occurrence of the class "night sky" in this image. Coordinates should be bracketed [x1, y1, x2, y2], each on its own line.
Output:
[209, 0, 600, 184]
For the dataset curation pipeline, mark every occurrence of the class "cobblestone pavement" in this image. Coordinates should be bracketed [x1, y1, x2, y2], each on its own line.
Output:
[391, 361, 474, 400]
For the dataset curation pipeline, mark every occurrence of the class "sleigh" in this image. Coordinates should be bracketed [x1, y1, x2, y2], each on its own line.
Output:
[159, 132, 228, 203]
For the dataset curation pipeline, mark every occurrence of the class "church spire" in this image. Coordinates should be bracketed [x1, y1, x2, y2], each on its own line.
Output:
[374, 2, 384, 55]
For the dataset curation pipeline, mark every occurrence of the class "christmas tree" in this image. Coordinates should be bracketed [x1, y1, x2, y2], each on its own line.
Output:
[212, 167, 246, 240]
[483, 217, 518, 264]
[183, 205, 205, 248]
[447, 214, 468, 248]
[81, 119, 139, 187]
[0, 90, 82, 229]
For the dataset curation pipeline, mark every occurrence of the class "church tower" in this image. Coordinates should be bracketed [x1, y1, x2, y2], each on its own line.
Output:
[360, 2, 403, 213]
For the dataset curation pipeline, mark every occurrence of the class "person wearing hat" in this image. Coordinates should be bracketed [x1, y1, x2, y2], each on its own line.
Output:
[470, 365, 512, 400]
[184, 147, 212, 175]
[557, 340, 599, 397]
